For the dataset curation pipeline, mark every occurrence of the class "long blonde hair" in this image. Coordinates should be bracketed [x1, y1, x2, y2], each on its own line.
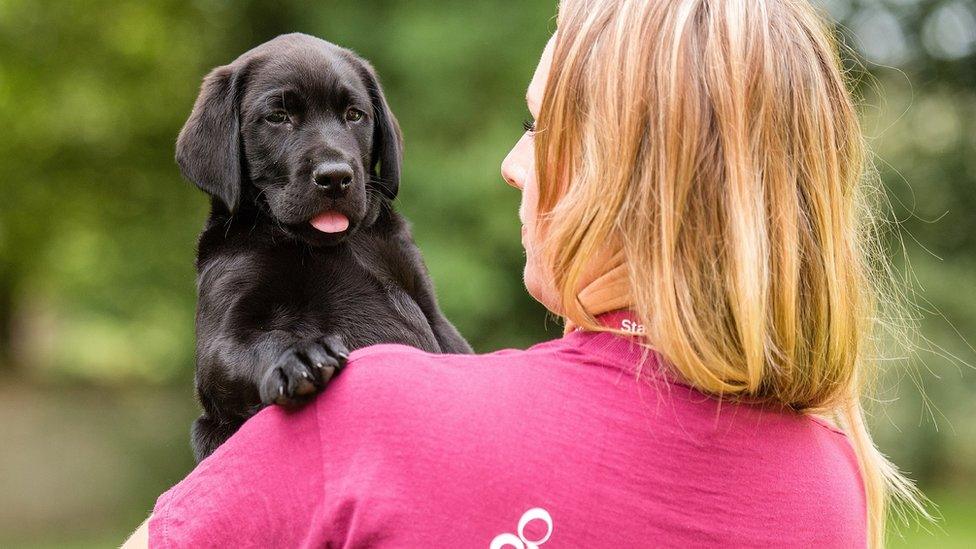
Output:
[534, 0, 927, 545]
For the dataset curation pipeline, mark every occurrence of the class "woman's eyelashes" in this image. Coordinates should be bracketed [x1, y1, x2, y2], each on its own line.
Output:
[522, 119, 536, 133]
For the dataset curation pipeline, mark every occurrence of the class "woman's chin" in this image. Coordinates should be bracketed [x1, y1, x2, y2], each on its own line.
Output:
[524, 265, 561, 316]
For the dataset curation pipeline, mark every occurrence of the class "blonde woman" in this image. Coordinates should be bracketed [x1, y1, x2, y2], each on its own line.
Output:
[126, 1, 922, 547]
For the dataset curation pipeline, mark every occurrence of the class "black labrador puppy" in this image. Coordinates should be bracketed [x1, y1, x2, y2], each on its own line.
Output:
[177, 33, 472, 461]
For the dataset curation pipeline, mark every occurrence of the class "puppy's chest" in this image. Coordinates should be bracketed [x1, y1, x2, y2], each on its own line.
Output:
[297, 249, 436, 350]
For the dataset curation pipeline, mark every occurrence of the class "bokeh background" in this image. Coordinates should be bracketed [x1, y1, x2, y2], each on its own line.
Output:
[0, 0, 973, 546]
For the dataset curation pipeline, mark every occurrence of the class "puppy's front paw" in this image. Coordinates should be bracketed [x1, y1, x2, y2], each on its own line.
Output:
[259, 335, 349, 407]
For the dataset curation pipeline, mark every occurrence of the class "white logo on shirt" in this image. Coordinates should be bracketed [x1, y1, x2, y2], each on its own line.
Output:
[489, 507, 553, 549]
[621, 318, 646, 334]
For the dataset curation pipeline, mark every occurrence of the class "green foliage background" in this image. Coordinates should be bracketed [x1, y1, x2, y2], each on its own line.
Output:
[0, 0, 972, 545]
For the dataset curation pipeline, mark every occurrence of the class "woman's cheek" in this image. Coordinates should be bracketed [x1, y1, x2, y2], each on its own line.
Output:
[518, 158, 561, 312]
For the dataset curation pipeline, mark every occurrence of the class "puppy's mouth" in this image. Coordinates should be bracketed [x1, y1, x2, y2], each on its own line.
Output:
[309, 210, 350, 234]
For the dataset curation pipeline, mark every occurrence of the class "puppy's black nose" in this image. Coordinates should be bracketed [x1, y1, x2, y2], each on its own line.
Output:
[312, 162, 353, 198]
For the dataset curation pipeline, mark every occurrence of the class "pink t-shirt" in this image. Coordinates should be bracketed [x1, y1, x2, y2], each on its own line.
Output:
[150, 311, 866, 548]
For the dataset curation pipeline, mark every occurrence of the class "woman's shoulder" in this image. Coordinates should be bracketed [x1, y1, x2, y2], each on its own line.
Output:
[346, 341, 478, 364]
[348, 340, 548, 363]
[307, 336, 617, 454]
[323, 340, 564, 409]
[338, 339, 568, 384]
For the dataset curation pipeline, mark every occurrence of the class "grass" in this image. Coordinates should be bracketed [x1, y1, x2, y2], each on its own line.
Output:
[888, 491, 976, 548]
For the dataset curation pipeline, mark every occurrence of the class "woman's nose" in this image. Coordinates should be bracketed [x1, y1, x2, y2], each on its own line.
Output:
[501, 160, 524, 190]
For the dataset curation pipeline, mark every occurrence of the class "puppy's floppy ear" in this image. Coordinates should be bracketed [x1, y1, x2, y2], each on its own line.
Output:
[357, 60, 403, 200]
[176, 62, 249, 212]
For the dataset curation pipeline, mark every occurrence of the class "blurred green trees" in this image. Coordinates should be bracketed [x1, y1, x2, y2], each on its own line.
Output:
[0, 0, 973, 545]
[0, 0, 558, 384]
[825, 0, 976, 491]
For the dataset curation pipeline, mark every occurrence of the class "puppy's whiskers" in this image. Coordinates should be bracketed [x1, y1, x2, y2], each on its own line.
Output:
[366, 183, 395, 215]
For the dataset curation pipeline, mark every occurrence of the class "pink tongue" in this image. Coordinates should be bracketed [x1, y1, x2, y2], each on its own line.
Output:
[310, 211, 349, 233]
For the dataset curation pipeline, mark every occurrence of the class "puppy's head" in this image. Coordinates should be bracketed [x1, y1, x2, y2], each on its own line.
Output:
[177, 33, 402, 246]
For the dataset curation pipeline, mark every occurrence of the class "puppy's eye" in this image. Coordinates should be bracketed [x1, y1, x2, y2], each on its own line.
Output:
[265, 111, 289, 124]
[345, 108, 365, 123]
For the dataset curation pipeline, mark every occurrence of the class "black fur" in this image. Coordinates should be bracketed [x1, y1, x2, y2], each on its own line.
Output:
[177, 33, 472, 462]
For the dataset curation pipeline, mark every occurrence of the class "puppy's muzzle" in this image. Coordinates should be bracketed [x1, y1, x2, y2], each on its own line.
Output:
[312, 162, 354, 199]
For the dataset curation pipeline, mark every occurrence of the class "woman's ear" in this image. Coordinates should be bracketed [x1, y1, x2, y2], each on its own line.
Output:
[357, 60, 403, 200]
[175, 62, 249, 213]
